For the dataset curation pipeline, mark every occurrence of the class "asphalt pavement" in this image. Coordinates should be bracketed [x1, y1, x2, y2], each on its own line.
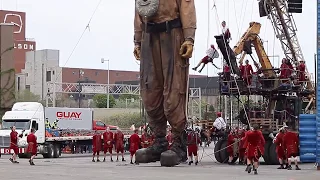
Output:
[0, 146, 319, 180]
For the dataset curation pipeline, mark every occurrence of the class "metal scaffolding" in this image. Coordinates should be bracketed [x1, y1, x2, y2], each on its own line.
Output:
[46, 82, 140, 107]
[188, 87, 202, 121]
[45, 82, 202, 116]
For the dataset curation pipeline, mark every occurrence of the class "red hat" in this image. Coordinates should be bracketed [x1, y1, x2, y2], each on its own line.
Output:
[211, 44, 215, 49]
[216, 112, 222, 117]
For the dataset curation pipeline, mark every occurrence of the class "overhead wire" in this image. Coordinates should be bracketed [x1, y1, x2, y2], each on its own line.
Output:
[53, 0, 103, 83]
[15, 0, 104, 129]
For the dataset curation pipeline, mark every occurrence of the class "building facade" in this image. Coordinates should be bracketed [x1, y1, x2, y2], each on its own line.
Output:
[0, 10, 36, 73]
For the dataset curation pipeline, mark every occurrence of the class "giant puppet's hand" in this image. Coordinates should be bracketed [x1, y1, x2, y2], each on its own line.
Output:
[133, 45, 141, 61]
[179, 40, 194, 59]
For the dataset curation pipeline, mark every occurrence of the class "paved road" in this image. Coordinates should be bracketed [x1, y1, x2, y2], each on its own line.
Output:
[0, 147, 318, 180]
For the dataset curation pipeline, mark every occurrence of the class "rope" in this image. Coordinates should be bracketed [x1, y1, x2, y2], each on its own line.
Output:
[198, 139, 242, 164]
[212, 0, 251, 127]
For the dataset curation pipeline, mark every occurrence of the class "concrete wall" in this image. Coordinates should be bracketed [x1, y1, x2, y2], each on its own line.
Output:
[20, 49, 62, 99]
[93, 108, 140, 120]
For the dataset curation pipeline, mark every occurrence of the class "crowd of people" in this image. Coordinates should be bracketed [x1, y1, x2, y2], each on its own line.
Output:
[7, 119, 300, 172]
[225, 124, 300, 175]
[220, 57, 306, 88]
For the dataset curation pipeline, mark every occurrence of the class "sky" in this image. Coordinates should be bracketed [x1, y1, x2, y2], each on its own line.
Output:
[0, 0, 317, 79]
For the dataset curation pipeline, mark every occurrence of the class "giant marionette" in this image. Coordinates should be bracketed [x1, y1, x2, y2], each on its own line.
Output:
[133, 0, 196, 167]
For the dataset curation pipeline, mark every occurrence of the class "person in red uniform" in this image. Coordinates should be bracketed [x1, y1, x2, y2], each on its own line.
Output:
[286, 59, 294, 77]
[239, 62, 245, 78]
[192, 45, 220, 73]
[243, 60, 253, 86]
[114, 128, 125, 162]
[187, 130, 200, 165]
[129, 129, 140, 164]
[92, 131, 102, 162]
[297, 60, 306, 84]
[245, 124, 265, 175]
[223, 63, 231, 82]
[166, 129, 173, 149]
[273, 127, 287, 169]
[9, 126, 24, 163]
[103, 127, 114, 162]
[238, 129, 247, 164]
[283, 127, 301, 170]
[141, 129, 150, 148]
[279, 58, 289, 80]
[227, 129, 237, 165]
[26, 128, 37, 165]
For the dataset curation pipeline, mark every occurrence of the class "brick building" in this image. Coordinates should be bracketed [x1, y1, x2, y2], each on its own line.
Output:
[0, 10, 36, 73]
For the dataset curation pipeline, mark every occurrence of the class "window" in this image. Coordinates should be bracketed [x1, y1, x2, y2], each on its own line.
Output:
[116, 73, 119, 77]
[46, 71, 51, 82]
[26, 85, 30, 90]
[52, 71, 55, 75]
[31, 121, 38, 130]
[136, 74, 140, 79]
[17, 77, 20, 91]
[96, 121, 105, 127]
[72, 71, 75, 75]
[95, 72, 98, 76]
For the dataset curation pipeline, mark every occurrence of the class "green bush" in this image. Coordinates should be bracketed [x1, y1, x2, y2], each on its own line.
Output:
[101, 112, 145, 128]
[93, 94, 116, 108]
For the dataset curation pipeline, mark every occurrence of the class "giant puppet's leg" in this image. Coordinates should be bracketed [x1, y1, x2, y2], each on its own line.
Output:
[160, 28, 189, 167]
[135, 33, 169, 164]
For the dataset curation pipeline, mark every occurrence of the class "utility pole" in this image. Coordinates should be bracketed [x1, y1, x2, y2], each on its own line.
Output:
[101, 58, 110, 108]
[78, 69, 84, 108]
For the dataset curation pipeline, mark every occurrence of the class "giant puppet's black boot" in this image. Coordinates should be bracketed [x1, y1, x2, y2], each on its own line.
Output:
[160, 131, 188, 167]
[135, 136, 169, 163]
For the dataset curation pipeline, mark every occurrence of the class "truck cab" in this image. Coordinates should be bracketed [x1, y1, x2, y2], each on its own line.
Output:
[92, 119, 118, 131]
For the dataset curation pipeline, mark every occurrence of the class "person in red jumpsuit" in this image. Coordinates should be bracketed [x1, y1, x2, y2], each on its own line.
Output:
[227, 129, 237, 165]
[238, 129, 246, 164]
[114, 128, 125, 162]
[187, 130, 200, 165]
[279, 58, 289, 80]
[9, 126, 24, 163]
[140, 129, 152, 148]
[243, 60, 253, 86]
[297, 60, 306, 85]
[26, 128, 37, 165]
[223, 63, 231, 82]
[103, 127, 114, 162]
[273, 127, 288, 169]
[129, 129, 140, 164]
[92, 131, 102, 162]
[245, 124, 265, 175]
[166, 129, 173, 149]
[283, 127, 301, 170]
[239, 62, 245, 77]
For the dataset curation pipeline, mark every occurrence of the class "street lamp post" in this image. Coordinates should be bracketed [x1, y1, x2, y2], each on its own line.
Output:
[101, 58, 110, 109]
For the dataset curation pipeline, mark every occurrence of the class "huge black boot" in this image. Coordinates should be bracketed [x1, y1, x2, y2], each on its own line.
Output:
[135, 136, 168, 163]
[160, 131, 187, 167]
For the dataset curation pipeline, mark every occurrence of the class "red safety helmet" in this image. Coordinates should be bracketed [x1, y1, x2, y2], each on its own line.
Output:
[216, 112, 222, 117]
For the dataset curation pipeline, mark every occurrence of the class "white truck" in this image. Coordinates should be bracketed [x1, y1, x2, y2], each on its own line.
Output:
[0, 102, 96, 158]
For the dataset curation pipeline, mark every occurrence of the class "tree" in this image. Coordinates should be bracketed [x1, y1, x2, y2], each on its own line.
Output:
[93, 94, 116, 108]
[16, 90, 41, 102]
